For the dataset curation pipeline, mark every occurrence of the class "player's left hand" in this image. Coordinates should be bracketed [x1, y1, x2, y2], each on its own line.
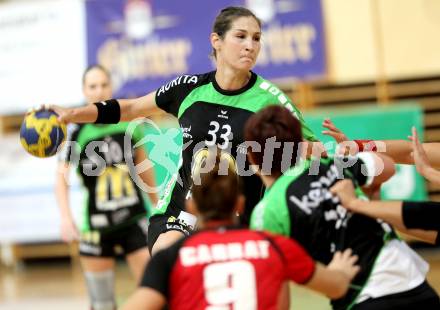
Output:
[322, 118, 360, 156]
[328, 248, 360, 282]
[322, 118, 349, 143]
[409, 126, 432, 176]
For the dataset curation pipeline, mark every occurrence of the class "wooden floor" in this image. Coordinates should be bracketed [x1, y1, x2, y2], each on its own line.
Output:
[1, 249, 440, 310]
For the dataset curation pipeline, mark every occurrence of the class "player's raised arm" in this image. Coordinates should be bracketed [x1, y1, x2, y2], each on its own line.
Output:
[330, 180, 438, 244]
[323, 118, 440, 167]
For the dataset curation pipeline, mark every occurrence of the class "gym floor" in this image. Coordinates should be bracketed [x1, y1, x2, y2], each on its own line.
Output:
[1, 249, 440, 309]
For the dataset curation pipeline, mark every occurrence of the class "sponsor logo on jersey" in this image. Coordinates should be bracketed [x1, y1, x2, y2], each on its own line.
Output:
[182, 125, 192, 139]
[179, 240, 270, 267]
[157, 75, 198, 96]
[91, 214, 109, 228]
[166, 223, 191, 235]
[288, 163, 341, 214]
[167, 216, 177, 223]
[217, 110, 229, 120]
[288, 163, 353, 229]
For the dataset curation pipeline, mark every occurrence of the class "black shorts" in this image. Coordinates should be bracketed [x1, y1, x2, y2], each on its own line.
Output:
[352, 281, 440, 310]
[147, 211, 196, 253]
[79, 217, 149, 257]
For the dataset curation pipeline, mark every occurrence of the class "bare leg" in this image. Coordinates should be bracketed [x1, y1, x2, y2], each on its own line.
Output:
[152, 230, 185, 255]
[126, 248, 151, 284]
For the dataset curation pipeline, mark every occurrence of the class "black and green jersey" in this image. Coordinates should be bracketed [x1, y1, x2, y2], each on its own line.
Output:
[250, 156, 396, 310]
[61, 123, 147, 233]
[153, 70, 317, 224]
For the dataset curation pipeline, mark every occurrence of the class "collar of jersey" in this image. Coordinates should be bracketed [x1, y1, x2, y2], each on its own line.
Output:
[210, 71, 257, 96]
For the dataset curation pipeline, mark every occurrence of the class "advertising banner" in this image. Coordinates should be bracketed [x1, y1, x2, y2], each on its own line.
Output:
[86, 0, 326, 97]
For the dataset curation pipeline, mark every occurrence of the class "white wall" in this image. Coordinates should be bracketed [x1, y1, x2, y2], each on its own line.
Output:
[0, 0, 86, 114]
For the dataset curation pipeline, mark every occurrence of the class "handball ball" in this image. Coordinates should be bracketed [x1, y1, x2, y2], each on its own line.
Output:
[20, 110, 67, 158]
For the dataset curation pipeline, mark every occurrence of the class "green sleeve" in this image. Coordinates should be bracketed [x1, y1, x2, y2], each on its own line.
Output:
[250, 198, 291, 237]
[283, 93, 318, 142]
[295, 109, 318, 142]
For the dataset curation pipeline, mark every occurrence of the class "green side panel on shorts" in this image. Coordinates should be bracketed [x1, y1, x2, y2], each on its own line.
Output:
[250, 160, 311, 236]
[177, 76, 317, 141]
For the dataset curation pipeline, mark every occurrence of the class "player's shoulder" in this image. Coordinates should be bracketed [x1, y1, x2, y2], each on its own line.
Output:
[156, 71, 213, 97]
[252, 74, 298, 111]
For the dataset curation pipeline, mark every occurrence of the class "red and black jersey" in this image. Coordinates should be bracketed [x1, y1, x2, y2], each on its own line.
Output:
[141, 227, 315, 310]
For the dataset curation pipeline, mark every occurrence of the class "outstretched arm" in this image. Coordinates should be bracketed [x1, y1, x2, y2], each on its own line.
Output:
[330, 180, 438, 244]
[47, 91, 164, 124]
[322, 118, 440, 167]
[305, 249, 360, 299]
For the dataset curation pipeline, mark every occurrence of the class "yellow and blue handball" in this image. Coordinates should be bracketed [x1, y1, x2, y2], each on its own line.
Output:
[20, 110, 67, 158]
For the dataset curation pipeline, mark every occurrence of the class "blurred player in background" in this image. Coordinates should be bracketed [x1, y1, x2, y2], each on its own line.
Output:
[246, 105, 439, 310]
[55, 65, 158, 310]
[122, 152, 360, 310]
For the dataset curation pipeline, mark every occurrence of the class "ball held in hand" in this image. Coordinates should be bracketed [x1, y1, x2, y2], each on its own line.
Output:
[20, 109, 67, 158]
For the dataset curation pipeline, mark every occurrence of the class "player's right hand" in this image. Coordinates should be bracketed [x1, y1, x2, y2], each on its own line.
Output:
[26, 104, 72, 124]
[328, 248, 360, 282]
[330, 180, 359, 211]
[46, 104, 74, 124]
[322, 118, 361, 156]
[409, 126, 432, 176]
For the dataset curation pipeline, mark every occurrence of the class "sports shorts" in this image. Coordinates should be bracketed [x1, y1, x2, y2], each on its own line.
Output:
[352, 281, 440, 310]
[79, 217, 149, 257]
[147, 210, 197, 253]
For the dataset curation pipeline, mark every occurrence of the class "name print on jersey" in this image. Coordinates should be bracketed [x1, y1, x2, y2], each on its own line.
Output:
[157, 75, 198, 96]
[179, 240, 270, 267]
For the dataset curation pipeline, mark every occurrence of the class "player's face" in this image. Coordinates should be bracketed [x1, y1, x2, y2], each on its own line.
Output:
[83, 68, 113, 104]
[218, 16, 261, 71]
